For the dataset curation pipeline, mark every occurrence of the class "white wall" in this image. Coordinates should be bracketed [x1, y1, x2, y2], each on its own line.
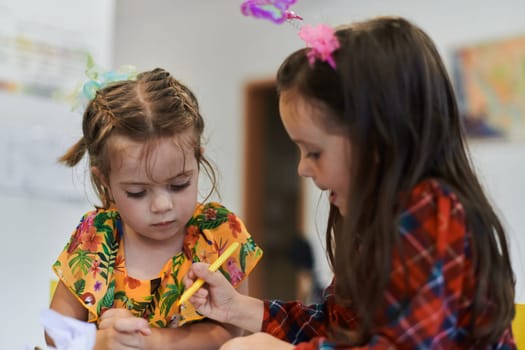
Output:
[1, 0, 524, 348]
[0, 0, 114, 348]
[470, 141, 525, 301]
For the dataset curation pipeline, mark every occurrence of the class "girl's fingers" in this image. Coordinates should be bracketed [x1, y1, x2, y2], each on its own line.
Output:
[189, 294, 208, 307]
[114, 317, 152, 335]
[100, 308, 133, 319]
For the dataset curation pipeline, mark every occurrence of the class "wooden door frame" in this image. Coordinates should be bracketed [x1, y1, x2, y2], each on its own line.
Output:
[242, 79, 275, 299]
[242, 78, 307, 299]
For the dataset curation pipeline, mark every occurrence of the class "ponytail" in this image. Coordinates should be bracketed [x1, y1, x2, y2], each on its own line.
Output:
[58, 137, 87, 167]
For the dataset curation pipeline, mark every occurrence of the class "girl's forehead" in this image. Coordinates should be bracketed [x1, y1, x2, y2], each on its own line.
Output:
[280, 90, 315, 121]
[110, 132, 195, 155]
[280, 91, 341, 133]
[107, 133, 197, 174]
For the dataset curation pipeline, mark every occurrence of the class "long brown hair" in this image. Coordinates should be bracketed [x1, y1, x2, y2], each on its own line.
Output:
[277, 16, 514, 345]
[59, 68, 217, 208]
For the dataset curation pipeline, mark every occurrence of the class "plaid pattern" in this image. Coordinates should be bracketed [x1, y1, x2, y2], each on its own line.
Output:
[262, 179, 516, 349]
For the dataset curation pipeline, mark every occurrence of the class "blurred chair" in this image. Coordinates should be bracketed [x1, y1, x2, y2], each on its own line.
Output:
[514, 303, 524, 348]
[50, 279, 58, 302]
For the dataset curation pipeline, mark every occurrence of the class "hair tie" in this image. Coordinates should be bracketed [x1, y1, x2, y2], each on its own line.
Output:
[240, 0, 340, 69]
[298, 24, 340, 69]
[68, 55, 138, 113]
[241, 0, 301, 24]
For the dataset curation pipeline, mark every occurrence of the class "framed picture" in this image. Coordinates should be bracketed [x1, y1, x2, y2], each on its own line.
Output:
[452, 35, 525, 140]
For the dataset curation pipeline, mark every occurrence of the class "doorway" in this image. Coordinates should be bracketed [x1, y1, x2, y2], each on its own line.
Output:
[242, 79, 305, 301]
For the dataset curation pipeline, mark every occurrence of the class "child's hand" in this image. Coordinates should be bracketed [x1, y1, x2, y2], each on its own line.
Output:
[220, 332, 294, 350]
[183, 262, 239, 324]
[95, 309, 151, 350]
[99, 309, 152, 336]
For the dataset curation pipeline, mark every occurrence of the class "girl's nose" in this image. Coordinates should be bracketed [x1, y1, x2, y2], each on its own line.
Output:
[297, 158, 312, 178]
[151, 191, 173, 213]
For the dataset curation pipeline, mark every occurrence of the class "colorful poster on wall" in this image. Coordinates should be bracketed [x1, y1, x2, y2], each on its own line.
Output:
[0, 21, 88, 100]
[0, 0, 114, 201]
[0, 0, 114, 100]
[452, 35, 525, 140]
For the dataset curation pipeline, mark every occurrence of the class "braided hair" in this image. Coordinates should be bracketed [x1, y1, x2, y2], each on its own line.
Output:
[60, 68, 216, 208]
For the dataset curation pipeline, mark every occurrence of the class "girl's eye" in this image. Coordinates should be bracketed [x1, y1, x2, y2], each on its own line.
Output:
[170, 182, 190, 191]
[126, 191, 146, 198]
[306, 152, 320, 160]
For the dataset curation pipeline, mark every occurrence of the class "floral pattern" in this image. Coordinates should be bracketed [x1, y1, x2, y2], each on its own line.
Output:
[53, 202, 263, 327]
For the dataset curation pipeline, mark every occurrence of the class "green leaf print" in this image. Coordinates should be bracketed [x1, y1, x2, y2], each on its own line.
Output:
[97, 280, 116, 314]
[239, 237, 262, 272]
[99, 271, 108, 282]
[172, 254, 184, 270]
[196, 205, 230, 230]
[186, 217, 198, 227]
[94, 210, 117, 229]
[114, 291, 127, 303]
[244, 236, 258, 252]
[97, 230, 118, 284]
[214, 207, 231, 217]
[129, 297, 153, 313]
[104, 229, 118, 252]
[102, 243, 110, 256]
[240, 244, 248, 273]
[125, 298, 134, 310]
[218, 266, 231, 282]
[69, 250, 93, 275]
[160, 281, 184, 317]
[199, 217, 228, 230]
[74, 279, 86, 295]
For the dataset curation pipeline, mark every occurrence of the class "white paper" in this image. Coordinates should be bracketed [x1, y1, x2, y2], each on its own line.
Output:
[39, 309, 96, 350]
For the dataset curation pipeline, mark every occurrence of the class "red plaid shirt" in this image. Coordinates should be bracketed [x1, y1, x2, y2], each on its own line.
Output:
[262, 179, 516, 349]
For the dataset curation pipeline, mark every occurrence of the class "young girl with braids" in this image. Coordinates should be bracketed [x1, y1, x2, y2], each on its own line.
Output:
[47, 67, 262, 349]
[182, 16, 516, 349]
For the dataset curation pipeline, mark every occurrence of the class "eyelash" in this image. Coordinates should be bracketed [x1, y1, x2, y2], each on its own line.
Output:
[125, 182, 191, 198]
[170, 182, 191, 191]
[306, 152, 320, 160]
[126, 191, 146, 198]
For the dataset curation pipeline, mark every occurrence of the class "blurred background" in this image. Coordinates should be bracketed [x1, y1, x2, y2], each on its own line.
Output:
[0, 0, 524, 348]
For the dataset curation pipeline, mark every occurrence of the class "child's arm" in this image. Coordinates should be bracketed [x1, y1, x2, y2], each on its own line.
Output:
[146, 279, 251, 349]
[99, 308, 235, 350]
[45, 281, 88, 346]
[220, 332, 294, 350]
[142, 320, 237, 350]
[47, 281, 150, 349]
[96, 279, 251, 350]
[182, 266, 303, 349]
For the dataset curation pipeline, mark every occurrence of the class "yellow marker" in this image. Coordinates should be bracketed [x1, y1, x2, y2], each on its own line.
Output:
[177, 241, 240, 307]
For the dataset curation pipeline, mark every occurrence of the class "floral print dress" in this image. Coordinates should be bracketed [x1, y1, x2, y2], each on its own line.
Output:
[53, 202, 263, 327]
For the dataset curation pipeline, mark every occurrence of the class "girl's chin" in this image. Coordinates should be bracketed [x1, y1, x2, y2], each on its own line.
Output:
[329, 192, 346, 216]
[329, 191, 336, 204]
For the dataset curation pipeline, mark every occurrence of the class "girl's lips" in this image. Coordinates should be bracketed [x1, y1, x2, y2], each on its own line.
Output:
[152, 220, 175, 227]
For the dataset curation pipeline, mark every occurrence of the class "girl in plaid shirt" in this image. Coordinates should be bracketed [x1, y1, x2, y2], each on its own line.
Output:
[184, 16, 516, 349]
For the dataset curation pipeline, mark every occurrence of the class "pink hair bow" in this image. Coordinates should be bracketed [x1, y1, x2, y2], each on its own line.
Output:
[298, 24, 340, 69]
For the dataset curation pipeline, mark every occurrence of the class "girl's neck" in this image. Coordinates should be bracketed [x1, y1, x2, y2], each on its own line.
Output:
[122, 223, 185, 280]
